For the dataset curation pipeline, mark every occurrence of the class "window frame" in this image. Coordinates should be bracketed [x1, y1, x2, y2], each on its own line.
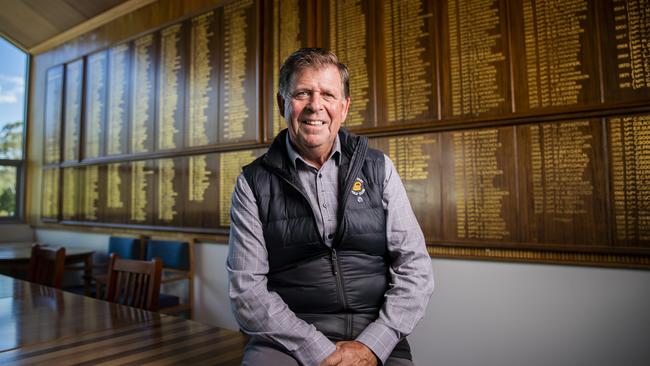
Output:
[0, 40, 29, 223]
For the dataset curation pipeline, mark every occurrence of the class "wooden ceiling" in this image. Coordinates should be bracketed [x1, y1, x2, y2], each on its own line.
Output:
[0, 0, 152, 54]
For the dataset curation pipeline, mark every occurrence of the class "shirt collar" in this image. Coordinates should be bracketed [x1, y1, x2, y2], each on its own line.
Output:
[286, 133, 341, 169]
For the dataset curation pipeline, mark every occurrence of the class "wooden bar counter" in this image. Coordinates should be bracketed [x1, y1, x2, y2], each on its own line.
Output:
[0, 275, 246, 365]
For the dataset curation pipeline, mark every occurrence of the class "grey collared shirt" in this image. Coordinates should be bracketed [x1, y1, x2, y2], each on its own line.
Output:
[227, 135, 434, 365]
[285, 133, 340, 248]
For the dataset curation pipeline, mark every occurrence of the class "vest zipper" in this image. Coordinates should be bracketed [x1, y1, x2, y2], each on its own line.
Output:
[331, 248, 352, 338]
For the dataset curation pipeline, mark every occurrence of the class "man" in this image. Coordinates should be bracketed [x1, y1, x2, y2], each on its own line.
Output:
[228, 48, 434, 366]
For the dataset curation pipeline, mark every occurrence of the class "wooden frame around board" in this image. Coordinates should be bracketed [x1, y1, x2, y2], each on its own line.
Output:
[38, 0, 650, 268]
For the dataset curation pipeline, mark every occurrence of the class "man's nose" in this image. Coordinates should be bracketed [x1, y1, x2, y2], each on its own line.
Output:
[307, 93, 323, 111]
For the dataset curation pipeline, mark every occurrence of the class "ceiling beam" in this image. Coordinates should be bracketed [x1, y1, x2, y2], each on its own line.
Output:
[29, 0, 158, 55]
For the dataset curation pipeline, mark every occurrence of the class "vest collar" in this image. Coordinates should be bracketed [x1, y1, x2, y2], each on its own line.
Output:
[262, 128, 362, 179]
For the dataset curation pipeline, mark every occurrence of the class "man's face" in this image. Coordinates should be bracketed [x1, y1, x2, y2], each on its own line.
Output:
[278, 65, 350, 160]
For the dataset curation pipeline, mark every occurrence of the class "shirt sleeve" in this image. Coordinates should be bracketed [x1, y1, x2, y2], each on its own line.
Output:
[227, 173, 336, 366]
[355, 155, 435, 364]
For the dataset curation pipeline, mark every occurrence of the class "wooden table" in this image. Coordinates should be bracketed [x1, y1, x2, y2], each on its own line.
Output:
[0, 275, 246, 365]
[0, 242, 95, 295]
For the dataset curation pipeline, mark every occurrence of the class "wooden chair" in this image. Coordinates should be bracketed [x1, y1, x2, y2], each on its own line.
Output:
[92, 236, 145, 298]
[28, 244, 66, 288]
[105, 253, 162, 312]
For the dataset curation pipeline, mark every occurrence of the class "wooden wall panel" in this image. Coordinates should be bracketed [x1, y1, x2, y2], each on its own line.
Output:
[516, 120, 608, 246]
[186, 11, 220, 148]
[440, 127, 519, 244]
[217, 0, 260, 145]
[600, 0, 650, 104]
[43, 66, 63, 165]
[129, 160, 155, 225]
[157, 23, 187, 151]
[99, 162, 130, 224]
[509, 0, 602, 112]
[439, 0, 511, 119]
[84, 51, 108, 159]
[106, 43, 132, 156]
[28, 0, 650, 267]
[375, 0, 438, 127]
[63, 59, 83, 162]
[607, 113, 650, 248]
[183, 154, 220, 228]
[130, 34, 157, 154]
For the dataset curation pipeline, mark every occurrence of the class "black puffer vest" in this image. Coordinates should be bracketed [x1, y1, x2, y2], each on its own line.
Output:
[243, 128, 411, 361]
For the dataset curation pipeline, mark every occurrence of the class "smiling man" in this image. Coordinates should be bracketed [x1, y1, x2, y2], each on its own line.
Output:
[227, 48, 434, 366]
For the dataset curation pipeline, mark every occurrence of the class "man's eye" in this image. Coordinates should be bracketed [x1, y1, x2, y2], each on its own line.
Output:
[294, 91, 309, 99]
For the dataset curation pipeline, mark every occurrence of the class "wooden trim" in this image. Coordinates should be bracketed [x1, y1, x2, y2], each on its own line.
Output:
[29, 0, 159, 55]
[428, 246, 650, 269]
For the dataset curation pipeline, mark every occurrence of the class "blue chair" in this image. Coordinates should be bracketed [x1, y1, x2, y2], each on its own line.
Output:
[145, 239, 194, 318]
[107, 236, 144, 261]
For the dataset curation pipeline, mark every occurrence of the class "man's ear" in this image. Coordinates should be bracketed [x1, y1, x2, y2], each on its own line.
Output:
[277, 93, 286, 118]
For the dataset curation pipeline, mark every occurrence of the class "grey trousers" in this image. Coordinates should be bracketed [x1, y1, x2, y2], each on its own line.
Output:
[241, 339, 415, 366]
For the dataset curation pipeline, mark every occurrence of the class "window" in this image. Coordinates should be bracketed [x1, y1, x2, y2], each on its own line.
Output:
[0, 37, 27, 220]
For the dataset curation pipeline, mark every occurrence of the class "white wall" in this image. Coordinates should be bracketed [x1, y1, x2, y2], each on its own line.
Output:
[1, 224, 34, 242]
[409, 259, 650, 366]
[36, 229, 650, 366]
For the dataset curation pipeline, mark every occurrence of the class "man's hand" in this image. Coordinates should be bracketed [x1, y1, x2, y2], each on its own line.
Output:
[318, 350, 342, 366]
[319, 341, 378, 366]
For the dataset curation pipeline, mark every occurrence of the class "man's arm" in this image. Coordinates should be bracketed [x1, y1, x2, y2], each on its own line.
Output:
[227, 174, 336, 365]
[354, 155, 435, 364]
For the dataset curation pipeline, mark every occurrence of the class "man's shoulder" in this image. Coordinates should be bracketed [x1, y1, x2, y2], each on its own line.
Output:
[365, 146, 385, 163]
[242, 153, 271, 182]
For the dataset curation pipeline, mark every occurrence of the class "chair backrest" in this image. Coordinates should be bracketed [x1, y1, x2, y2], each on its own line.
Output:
[108, 236, 143, 260]
[28, 244, 66, 288]
[105, 253, 162, 311]
[145, 239, 194, 318]
[145, 240, 189, 270]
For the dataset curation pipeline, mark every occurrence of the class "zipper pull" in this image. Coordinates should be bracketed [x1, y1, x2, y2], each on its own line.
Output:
[331, 249, 338, 276]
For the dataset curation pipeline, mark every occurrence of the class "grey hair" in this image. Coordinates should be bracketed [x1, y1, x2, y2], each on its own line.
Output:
[278, 48, 350, 99]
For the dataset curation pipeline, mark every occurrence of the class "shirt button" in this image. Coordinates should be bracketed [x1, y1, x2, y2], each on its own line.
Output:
[328, 234, 333, 239]
[319, 173, 322, 178]
[322, 203, 327, 208]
